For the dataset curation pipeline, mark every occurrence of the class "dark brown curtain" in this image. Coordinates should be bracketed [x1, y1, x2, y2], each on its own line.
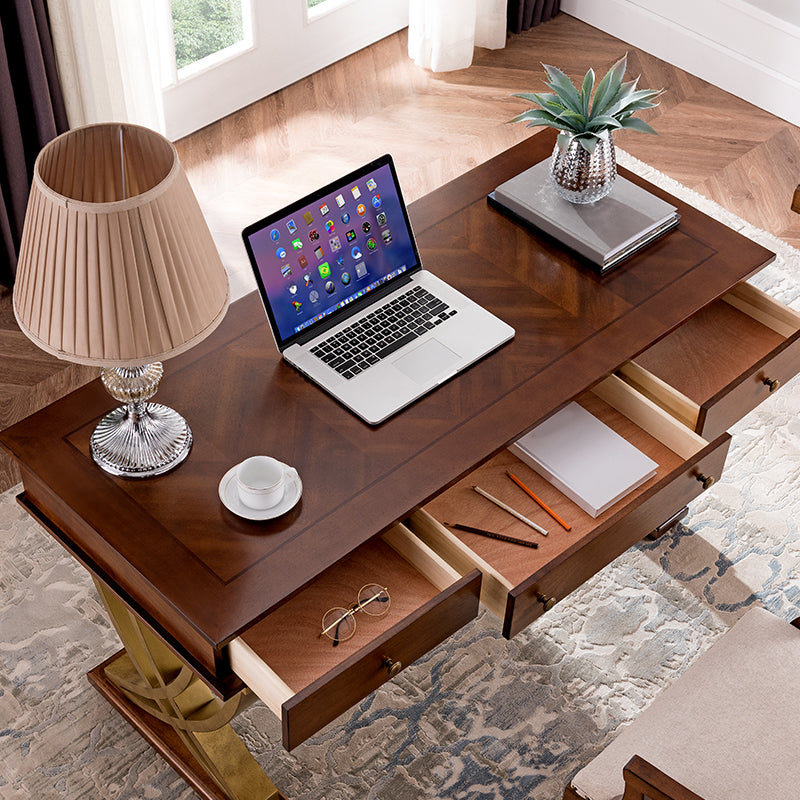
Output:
[508, 0, 561, 35]
[1, 0, 67, 289]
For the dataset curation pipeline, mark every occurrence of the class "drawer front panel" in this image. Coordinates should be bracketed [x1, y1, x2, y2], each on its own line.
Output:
[503, 434, 731, 638]
[699, 330, 800, 440]
[281, 569, 481, 749]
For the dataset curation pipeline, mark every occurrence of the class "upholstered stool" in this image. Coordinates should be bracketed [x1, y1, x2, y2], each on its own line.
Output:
[563, 606, 800, 800]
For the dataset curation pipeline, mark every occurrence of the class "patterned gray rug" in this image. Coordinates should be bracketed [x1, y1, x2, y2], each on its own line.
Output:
[2, 154, 800, 800]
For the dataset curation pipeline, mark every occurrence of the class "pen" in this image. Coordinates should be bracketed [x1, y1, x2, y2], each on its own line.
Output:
[505, 470, 572, 531]
[472, 485, 548, 536]
[446, 522, 538, 549]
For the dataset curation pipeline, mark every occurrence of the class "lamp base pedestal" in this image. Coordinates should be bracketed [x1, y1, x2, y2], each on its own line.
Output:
[90, 402, 193, 478]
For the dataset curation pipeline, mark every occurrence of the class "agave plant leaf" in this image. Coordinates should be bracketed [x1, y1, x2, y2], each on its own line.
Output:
[542, 63, 583, 115]
[512, 91, 568, 116]
[508, 108, 564, 127]
[608, 87, 663, 117]
[557, 130, 575, 151]
[618, 116, 658, 134]
[575, 133, 600, 154]
[586, 114, 624, 131]
[589, 54, 628, 119]
[580, 68, 595, 118]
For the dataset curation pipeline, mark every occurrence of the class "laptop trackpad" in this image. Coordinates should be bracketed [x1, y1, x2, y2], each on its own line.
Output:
[393, 339, 460, 384]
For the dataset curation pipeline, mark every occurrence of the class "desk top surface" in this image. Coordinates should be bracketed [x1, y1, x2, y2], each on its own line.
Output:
[1, 131, 774, 660]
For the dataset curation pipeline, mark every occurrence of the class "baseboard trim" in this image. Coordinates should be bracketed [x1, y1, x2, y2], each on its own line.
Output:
[561, 0, 800, 126]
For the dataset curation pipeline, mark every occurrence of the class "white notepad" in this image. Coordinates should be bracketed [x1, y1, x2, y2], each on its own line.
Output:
[509, 402, 658, 517]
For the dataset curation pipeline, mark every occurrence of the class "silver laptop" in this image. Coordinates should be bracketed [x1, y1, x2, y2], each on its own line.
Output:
[242, 154, 514, 424]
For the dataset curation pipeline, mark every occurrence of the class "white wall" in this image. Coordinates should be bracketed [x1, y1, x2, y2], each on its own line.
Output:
[561, 0, 800, 126]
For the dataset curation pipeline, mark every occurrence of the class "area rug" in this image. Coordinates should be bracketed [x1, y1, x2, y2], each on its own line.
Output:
[2, 154, 800, 800]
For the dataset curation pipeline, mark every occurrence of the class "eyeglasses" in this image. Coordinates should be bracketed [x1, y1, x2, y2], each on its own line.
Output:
[320, 584, 391, 646]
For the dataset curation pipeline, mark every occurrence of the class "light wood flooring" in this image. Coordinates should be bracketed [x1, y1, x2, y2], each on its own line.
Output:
[1, 12, 799, 491]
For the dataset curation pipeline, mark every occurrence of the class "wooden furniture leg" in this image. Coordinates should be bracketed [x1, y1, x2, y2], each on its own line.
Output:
[89, 579, 285, 800]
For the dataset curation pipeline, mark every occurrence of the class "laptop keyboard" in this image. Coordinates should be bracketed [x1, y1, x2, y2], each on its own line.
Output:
[309, 286, 458, 379]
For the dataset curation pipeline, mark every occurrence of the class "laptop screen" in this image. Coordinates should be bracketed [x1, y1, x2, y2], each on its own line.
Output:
[243, 154, 421, 349]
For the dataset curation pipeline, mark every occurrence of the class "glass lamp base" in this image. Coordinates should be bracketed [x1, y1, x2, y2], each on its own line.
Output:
[90, 402, 193, 478]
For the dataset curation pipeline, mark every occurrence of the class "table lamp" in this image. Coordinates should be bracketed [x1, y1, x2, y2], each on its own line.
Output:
[13, 122, 229, 478]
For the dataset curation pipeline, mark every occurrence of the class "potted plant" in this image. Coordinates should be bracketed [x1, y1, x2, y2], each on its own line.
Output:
[511, 55, 663, 203]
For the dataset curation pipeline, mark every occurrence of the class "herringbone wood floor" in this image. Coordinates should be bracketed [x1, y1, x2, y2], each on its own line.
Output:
[1, 12, 799, 490]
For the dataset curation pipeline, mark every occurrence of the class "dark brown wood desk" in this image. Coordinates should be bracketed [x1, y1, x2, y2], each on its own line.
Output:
[4, 130, 794, 799]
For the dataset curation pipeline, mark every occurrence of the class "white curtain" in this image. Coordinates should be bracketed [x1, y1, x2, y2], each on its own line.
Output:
[47, 0, 167, 134]
[408, 0, 507, 72]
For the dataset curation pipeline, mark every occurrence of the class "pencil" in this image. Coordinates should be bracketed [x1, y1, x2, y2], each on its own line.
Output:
[446, 523, 538, 549]
[472, 485, 548, 536]
[505, 470, 572, 531]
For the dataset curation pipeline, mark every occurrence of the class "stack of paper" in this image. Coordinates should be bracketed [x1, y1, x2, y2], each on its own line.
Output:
[509, 402, 658, 518]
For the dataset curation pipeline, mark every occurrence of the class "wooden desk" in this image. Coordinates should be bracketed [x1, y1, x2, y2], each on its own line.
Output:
[3, 131, 794, 799]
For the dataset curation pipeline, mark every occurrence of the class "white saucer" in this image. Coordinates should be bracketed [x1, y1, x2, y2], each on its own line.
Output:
[219, 461, 302, 520]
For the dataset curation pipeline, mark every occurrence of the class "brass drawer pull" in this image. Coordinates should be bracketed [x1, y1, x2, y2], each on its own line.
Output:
[696, 473, 715, 490]
[382, 657, 402, 678]
[763, 376, 780, 393]
[536, 593, 557, 611]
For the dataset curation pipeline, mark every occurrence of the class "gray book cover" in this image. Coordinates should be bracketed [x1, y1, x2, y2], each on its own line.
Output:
[491, 160, 679, 269]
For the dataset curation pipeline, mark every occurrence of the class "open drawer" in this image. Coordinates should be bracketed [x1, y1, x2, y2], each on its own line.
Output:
[406, 375, 730, 640]
[228, 523, 481, 750]
[617, 282, 800, 440]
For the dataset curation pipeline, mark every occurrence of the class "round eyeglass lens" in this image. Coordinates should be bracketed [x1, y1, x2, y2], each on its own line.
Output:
[322, 607, 355, 642]
[358, 584, 390, 616]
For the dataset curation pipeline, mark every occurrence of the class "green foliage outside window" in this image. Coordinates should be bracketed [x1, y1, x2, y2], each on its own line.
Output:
[171, 0, 244, 70]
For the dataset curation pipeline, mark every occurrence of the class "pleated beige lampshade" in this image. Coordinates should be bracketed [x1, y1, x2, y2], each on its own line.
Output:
[14, 122, 229, 367]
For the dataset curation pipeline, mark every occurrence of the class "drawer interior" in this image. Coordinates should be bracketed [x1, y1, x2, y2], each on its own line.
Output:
[618, 283, 800, 430]
[410, 375, 709, 620]
[228, 523, 461, 715]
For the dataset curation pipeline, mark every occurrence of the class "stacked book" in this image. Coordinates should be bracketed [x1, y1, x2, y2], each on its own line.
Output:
[509, 402, 658, 518]
[488, 159, 680, 273]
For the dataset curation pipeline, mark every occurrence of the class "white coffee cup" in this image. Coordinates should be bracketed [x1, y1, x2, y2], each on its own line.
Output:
[236, 456, 286, 510]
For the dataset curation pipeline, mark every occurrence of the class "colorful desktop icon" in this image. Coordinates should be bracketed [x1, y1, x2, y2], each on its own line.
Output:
[325, 219, 335, 233]
[276, 246, 287, 259]
[367, 237, 377, 252]
[298, 255, 308, 268]
[351, 186, 361, 199]
[288, 283, 298, 295]
[356, 203, 366, 216]
[355, 262, 368, 279]
[270, 229, 280, 241]
[304, 273, 313, 286]
[314, 246, 324, 260]
[351, 246, 362, 260]
[382, 229, 392, 244]
[325, 280, 336, 294]
[287, 219, 297, 233]
[366, 178, 377, 191]
[341, 272, 351, 285]
[309, 290, 319, 303]
[341, 212, 351, 224]
[329, 236, 341, 252]
[345, 229, 356, 242]
[377, 212, 387, 225]
[303, 211, 313, 225]
[318, 261, 331, 278]
[320, 203, 330, 216]
[292, 238, 303, 250]
[371, 193, 381, 209]
[281, 264, 292, 278]
[308, 229, 320, 242]
[362, 221, 371, 233]
[335, 194, 345, 207]
[292, 299, 302, 313]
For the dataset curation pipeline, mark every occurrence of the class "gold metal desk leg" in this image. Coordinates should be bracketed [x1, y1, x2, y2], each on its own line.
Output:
[91, 579, 284, 800]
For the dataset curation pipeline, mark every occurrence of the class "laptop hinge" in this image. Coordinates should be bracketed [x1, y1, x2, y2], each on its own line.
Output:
[287, 271, 416, 348]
